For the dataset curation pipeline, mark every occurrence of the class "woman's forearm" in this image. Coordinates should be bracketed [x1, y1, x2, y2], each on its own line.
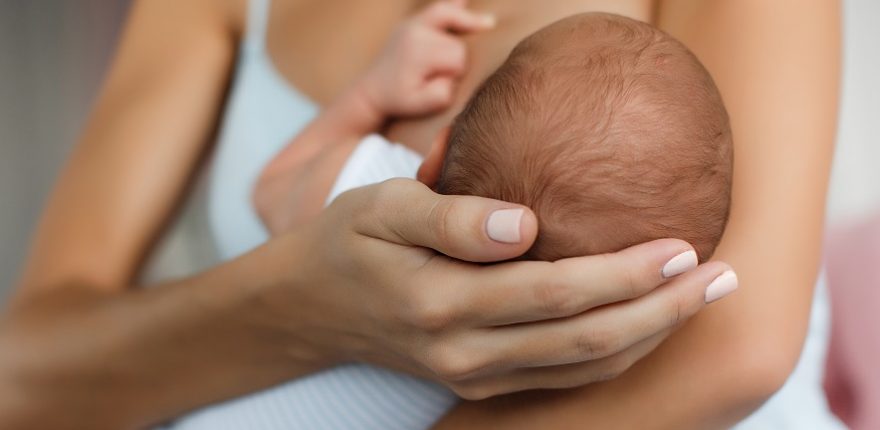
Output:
[0, 234, 329, 429]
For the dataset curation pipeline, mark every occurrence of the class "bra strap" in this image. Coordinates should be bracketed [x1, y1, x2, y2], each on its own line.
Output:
[244, 0, 271, 51]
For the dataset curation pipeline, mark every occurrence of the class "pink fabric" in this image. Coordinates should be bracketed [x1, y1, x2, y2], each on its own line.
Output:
[824, 211, 880, 430]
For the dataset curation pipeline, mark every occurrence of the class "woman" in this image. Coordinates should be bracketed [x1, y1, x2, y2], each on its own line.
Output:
[0, 1, 838, 429]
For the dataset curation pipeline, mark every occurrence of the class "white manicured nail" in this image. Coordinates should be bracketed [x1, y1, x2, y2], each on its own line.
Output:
[486, 208, 523, 243]
[661, 250, 698, 278]
[705, 270, 738, 303]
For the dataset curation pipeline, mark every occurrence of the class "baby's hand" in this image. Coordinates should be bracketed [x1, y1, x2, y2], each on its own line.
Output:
[358, 0, 495, 118]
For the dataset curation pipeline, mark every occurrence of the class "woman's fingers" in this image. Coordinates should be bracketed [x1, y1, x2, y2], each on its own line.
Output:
[451, 331, 669, 400]
[348, 179, 538, 262]
[420, 1, 496, 34]
[412, 261, 734, 382]
[462, 261, 735, 372]
[452, 239, 698, 326]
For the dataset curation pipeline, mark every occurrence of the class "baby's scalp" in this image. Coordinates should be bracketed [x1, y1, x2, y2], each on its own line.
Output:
[436, 12, 732, 261]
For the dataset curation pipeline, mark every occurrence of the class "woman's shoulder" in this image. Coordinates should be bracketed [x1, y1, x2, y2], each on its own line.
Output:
[210, 0, 248, 40]
[223, 0, 248, 40]
[129, 0, 247, 41]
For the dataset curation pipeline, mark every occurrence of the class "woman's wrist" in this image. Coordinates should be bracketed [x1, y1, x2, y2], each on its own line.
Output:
[239, 231, 347, 367]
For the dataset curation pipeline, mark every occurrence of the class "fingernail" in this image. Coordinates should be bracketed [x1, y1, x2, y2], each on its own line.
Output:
[487, 208, 523, 243]
[705, 270, 738, 303]
[482, 14, 496, 27]
[661, 250, 698, 278]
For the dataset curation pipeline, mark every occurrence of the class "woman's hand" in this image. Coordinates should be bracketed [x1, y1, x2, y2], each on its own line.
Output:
[273, 179, 736, 399]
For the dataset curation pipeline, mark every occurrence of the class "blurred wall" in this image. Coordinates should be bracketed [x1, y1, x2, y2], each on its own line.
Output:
[828, 0, 880, 223]
[0, 1, 878, 303]
[0, 0, 131, 300]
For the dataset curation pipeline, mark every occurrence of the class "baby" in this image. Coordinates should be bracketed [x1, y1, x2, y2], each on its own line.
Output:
[257, 9, 732, 263]
[175, 6, 731, 430]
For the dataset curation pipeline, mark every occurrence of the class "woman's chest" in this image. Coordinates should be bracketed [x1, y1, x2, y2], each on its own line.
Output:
[264, 0, 654, 109]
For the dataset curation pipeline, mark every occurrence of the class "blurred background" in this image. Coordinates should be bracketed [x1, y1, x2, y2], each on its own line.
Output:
[0, 0, 877, 428]
[1, 0, 132, 296]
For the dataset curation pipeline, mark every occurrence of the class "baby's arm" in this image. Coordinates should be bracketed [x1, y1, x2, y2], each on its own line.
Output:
[254, 0, 494, 235]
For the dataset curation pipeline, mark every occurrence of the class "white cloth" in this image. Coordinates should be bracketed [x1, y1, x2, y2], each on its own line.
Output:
[324, 134, 423, 205]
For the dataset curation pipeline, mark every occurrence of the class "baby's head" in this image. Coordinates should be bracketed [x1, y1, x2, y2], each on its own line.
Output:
[427, 13, 732, 261]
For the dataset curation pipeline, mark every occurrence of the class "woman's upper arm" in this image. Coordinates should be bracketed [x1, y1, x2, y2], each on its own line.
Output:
[432, 1, 841, 428]
[17, 0, 242, 294]
[655, 0, 841, 381]
[627, 0, 842, 422]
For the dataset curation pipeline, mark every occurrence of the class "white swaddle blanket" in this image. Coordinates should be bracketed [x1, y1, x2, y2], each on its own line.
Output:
[171, 133, 843, 430]
[324, 134, 425, 205]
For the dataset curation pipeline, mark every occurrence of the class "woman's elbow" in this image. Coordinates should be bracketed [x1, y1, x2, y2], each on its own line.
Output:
[726, 332, 805, 412]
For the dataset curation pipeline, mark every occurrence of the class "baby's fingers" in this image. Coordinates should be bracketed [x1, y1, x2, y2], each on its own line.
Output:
[424, 35, 467, 75]
[420, 1, 496, 34]
[415, 77, 456, 111]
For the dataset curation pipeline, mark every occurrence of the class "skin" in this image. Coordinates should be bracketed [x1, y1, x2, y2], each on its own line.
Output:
[0, 0, 837, 429]
[0, 0, 729, 428]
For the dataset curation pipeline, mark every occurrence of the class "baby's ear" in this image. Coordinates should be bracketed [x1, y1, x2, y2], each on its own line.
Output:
[417, 126, 451, 189]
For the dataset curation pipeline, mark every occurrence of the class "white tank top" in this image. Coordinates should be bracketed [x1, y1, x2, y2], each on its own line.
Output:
[160, 0, 844, 428]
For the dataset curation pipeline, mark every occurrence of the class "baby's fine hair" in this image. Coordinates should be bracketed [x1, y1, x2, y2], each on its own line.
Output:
[436, 13, 733, 261]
